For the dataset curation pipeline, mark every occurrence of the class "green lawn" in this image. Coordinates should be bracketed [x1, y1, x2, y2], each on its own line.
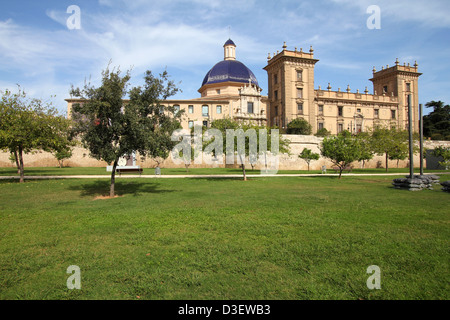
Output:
[0, 174, 449, 299]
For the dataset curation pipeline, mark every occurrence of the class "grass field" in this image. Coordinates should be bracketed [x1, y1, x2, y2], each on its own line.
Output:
[0, 174, 449, 300]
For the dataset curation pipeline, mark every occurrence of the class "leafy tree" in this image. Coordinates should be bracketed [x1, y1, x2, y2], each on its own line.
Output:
[70, 66, 181, 197]
[286, 118, 312, 135]
[369, 125, 410, 172]
[388, 142, 409, 168]
[355, 132, 374, 168]
[299, 148, 320, 171]
[54, 146, 74, 168]
[176, 130, 200, 173]
[315, 127, 331, 137]
[178, 146, 196, 172]
[423, 101, 450, 140]
[0, 87, 73, 182]
[320, 131, 361, 178]
[206, 118, 289, 180]
[432, 146, 450, 169]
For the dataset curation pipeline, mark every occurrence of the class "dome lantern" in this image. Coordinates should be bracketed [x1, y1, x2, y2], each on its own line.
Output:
[224, 38, 236, 61]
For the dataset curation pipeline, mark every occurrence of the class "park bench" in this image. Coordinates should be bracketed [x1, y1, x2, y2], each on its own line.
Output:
[116, 168, 143, 176]
[331, 165, 353, 173]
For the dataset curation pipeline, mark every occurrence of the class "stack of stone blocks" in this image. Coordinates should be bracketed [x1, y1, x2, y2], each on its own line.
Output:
[392, 175, 441, 191]
[441, 181, 450, 193]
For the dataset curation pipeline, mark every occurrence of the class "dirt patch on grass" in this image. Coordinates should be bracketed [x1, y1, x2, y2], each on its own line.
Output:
[93, 195, 123, 200]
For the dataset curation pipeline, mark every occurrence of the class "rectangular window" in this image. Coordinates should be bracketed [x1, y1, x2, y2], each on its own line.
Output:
[274, 106, 278, 116]
[318, 104, 323, 114]
[188, 120, 194, 129]
[297, 88, 303, 99]
[374, 109, 379, 118]
[383, 86, 388, 94]
[338, 123, 344, 133]
[391, 110, 396, 119]
[338, 106, 343, 117]
[274, 90, 278, 101]
[174, 105, 180, 113]
[202, 105, 209, 117]
[318, 122, 324, 130]
[202, 120, 208, 127]
[297, 70, 303, 81]
[216, 105, 222, 114]
[247, 102, 254, 114]
[188, 105, 194, 114]
[357, 108, 361, 113]
[274, 74, 278, 84]
[297, 103, 303, 115]
[216, 89, 221, 94]
[406, 83, 411, 92]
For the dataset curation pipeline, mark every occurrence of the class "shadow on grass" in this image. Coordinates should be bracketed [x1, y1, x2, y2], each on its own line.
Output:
[68, 180, 177, 198]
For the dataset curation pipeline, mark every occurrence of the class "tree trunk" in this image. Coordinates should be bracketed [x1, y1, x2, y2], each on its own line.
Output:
[14, 150, 20, 174]
[110, 160, 118, 197]
[339, 167, 343, 179]
[385, 153, 389, 172]
[18, 146, 24, 183]
[239, 154, 247, 181]
[264, 152, 267, 171]
[242, 164, 247, 181]
[307, 161, 310, 171]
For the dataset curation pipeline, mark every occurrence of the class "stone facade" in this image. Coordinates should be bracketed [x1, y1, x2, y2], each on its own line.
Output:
[66, 40, 422, 135]
[264, 43, 422, 134]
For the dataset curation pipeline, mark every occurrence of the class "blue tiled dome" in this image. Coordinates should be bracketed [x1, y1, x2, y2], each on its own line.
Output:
[224, 39, 236, 46]
[201, 60, 259, 87]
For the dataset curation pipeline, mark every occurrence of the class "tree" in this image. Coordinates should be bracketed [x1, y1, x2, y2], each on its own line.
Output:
[206, 118, 289, 180]
[423, 101, 450, 140]
[70, 66, 181, 197]
[320, 131, 361, 178]
[355, 132, 374, 168]
[0, 87, 74, 182]
[299, 148, 320, 171]
[389, 142, 409, 168]
[286, 118, 312, 135]
[178, 145, 196, 172]
[315, 127, 331, 137]
[432, 146, 450, 169]
[54, 146, 74, 168]
[369, 125, 410, 172]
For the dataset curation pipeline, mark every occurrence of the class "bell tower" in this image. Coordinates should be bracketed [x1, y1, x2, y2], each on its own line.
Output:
[370, 59, 422, 132]
[264, 43, 319, 128]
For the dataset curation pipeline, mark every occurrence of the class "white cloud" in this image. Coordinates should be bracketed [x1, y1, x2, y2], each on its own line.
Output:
[330, 0, 450, 28]
[1, 0, 449, 112]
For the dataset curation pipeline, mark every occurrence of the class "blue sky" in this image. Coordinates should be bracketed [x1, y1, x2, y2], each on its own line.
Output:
[1, 0, 449, 116]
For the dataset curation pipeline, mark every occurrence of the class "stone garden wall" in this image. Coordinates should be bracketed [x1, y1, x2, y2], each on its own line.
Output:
[1, 135, 449, 171]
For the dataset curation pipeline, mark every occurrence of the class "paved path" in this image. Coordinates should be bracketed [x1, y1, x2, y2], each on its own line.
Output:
[0, 172, 447, 180]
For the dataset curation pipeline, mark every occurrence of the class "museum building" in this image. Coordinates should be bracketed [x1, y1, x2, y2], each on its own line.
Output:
[67, 39, 422, 134]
